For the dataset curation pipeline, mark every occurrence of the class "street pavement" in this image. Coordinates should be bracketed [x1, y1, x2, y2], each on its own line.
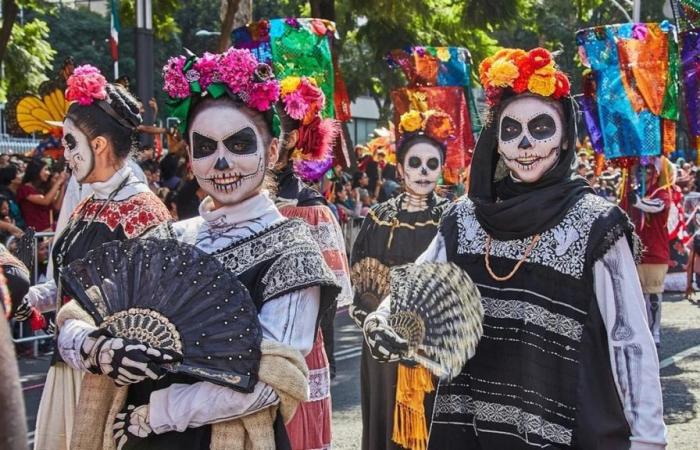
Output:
[17, 296, 700, 449]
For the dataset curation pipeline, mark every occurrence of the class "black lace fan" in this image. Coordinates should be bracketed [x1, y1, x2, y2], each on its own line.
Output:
[389, 262, 483, 382]
[60, 238, 262, 393]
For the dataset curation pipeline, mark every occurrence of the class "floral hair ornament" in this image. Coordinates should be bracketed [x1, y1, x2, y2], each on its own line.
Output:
[478, 47, 571, 107]
[279, 75, 339, 162]
[65, 64, 141, 130]
[398, 108, 456, 146]
[162, 48, 281, 134]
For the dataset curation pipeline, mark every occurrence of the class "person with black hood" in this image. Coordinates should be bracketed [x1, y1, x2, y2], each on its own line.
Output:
[363, 48, 666, 450]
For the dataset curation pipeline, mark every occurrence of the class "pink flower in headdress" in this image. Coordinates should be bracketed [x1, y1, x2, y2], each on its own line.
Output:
[194, 52, 220, 89]
[65, 64, 108, 105]
[284, 91, 309, 120]
[162, 56, 190, 99]
[297, 79, 325, 118]
[285, 17, 301, 29]
[310, 19, 327, 36]
[248, 80, 280, 111]
[219, 48, 258, 94]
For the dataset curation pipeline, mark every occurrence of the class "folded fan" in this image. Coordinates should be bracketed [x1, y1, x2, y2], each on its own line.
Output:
[389, 262, 483, 382]
[60, 238, 262, 393]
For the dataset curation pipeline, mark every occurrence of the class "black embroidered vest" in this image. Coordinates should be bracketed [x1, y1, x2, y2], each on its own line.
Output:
[431, 193, 634, 450]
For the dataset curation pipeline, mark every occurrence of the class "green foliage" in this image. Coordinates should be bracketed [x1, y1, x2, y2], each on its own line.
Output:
[1, 18, 55, 102]
[118, 0, 182, 40]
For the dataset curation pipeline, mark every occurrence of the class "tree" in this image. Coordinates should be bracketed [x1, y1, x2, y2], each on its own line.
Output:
[118, 0, 181, 40]
[1, 18, 55, 102]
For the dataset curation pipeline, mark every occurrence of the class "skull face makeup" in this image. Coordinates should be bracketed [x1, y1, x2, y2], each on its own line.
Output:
[498, 96, 564, 184]
[399, 140, 442, 196]
[189, 103, 268, 205]
[62, 118, 94, 182]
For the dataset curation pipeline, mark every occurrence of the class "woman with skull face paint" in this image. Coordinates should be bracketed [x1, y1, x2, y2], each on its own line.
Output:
[16, 66, 171, 450]
[273, 77, 352, 450]
[51, 49, 340, 450]
[350, 108, 451, 450]
[365, 48, 666, 449]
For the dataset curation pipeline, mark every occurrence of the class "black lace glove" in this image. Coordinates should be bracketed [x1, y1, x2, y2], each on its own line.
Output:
[363, 312, 409, 363]
[80, 329, 181, 386]
[113, 404, 151, 450]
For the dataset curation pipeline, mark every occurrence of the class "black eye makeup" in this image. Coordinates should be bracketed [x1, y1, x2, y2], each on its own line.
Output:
[64, 133, 77, 150]
[426, 157, 440, 171]
[192, 132, 218, 159]
[408, 156, 422, 169]
[527, 114, 557, 140]
[500, 117, 522, 141]
[223, 127, 258, 155]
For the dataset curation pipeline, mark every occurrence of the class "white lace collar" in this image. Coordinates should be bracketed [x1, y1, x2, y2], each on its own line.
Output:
[199, 190, 283, 229]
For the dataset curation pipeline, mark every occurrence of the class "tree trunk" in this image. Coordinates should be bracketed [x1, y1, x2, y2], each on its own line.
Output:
[217, 0, 241, 53]
[310, 0, 336, 20]
[0, 0, 19, 70]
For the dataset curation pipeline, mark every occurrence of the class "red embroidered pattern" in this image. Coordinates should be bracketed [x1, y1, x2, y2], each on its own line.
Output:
[72, 191, 171, 239]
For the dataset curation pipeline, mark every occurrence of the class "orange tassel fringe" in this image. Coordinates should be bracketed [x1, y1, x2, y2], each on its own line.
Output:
[392, 365, 435, 450]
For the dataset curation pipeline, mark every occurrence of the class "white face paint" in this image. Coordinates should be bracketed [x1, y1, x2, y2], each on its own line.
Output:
[188, 103, 267, 205]
[498, 96, 563, 184]
[62, 118, 94, 182]
[400, 141, 442, 196]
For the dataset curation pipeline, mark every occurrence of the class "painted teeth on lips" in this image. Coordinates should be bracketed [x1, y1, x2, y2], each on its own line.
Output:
[212, 173, 242, 184]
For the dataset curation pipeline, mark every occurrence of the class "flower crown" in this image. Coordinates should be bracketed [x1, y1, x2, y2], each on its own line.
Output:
[65, 65, 141, 130]
[398, 108, 456, 145]
[478, 48, 570, 106]
[163, 48, 280, 134]
[279, 76, 338, 162]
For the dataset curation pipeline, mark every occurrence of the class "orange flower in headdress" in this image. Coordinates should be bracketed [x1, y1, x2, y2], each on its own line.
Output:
[478, 47, 570, 106]
[424, 111, 455, 142]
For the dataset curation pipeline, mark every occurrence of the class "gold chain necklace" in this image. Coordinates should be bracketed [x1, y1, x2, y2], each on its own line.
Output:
[484, 234, 541, 282]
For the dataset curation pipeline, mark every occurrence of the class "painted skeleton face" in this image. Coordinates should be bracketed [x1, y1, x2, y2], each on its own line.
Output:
[400, 141, 442, 196]
[498, 96, 563, 183]
[62, 118, 94, 182]
[189, 103, 267, 205]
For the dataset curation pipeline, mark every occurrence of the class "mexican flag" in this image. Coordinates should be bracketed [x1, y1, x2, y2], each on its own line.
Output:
[110, 0, 120, 61]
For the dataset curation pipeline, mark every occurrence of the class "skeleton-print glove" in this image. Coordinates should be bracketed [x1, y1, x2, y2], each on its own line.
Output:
[363, 312, 408, 363]
[80, 329, 181, 386]
[12, 298, 33, 321]
[113, 404, 151, 450]
[349, 304, 369, 328]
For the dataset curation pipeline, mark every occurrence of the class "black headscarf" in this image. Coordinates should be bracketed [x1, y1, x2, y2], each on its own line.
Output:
[468, 95, 592, 241]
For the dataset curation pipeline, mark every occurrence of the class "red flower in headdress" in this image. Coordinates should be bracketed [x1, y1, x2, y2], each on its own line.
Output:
[553, 71, 571, 99]
[528, 48, 552, 70]
[296, 116, 338, 161]
[424, 111, 455, 142]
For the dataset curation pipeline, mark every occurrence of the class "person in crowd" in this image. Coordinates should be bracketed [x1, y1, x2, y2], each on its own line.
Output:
[364, 47, 666, 450]
[14, 65, 171, 450]
[139, 159, 161, 194]
[17, 160, 67, 232]
[174, 175, 205, 220]
[136, 143, 156, 162]
[159, 153, 181, 190]
[56, 48, 339, 450]
[0, 196, 22, 242]
[351, 105, 452, 450]
[632, 158, 674, 348]
[272, 75, 352, 450]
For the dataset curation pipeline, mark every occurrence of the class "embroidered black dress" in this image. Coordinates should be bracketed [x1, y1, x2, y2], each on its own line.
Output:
[351, 192, 449, 450]
[121, 195, 340, 450]
[429, 194, 636, 449]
